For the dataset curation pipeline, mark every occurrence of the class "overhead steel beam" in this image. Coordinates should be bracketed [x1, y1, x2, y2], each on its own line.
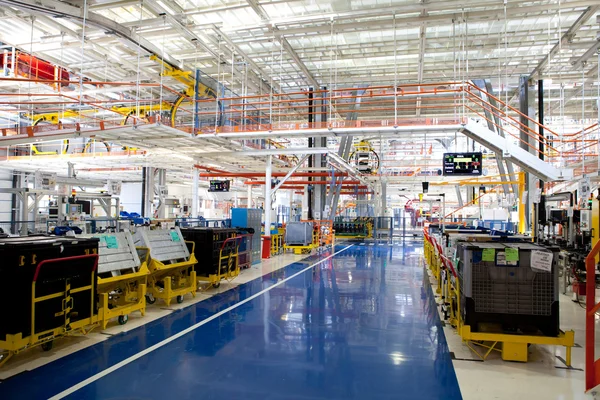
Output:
[271, 154, 310, 194]
[506, 5, 599, 104]
[196, 148, 330, 157]
[0, 0, 182, 68]
[244, 0, 320, 88]
[416, 21, 426, 117]
[194, 125, 462, 140]
[570, 40, 600, 70]
[265, 1, 593, 37]
[530, 6, 599, 79]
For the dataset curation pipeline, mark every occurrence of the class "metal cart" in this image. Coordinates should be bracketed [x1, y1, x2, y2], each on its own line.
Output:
[86, 232, 149, 329]
[135, 227, 197, 306]
[197, 236, 242, 288]
[0, 254, 99, 367]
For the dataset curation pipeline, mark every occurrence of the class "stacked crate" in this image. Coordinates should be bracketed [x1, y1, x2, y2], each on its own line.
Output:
[180, 227, 238, 277]
[456, 241, 560, 336]
[0, 236, 99, 357]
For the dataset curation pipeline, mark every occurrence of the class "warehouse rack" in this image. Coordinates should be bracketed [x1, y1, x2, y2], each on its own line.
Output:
[0, 253, 99, 367]
[423, 228, 575, 365]
[135, 227, 197, 306]
[88, 232, 149, 329]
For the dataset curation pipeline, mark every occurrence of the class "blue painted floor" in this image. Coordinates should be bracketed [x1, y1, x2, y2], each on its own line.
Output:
[0, 241, 462, 400]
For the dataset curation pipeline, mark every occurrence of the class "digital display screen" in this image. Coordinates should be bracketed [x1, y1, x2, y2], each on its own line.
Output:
[443, 152, 482, 176]
[209, 180, 230, 192]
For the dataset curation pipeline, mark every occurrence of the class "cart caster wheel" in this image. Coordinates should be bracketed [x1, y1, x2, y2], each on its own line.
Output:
[212, 282, 221, 289]
[145, 295, 156, 305]
[41, 341, 53, 352]
[176, 295, 184, 304]
[118, 315, 129, 325]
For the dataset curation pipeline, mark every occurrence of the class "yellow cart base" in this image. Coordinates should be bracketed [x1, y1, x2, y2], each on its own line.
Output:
[148, 270, 197, 307]
[460, 325, 575, 365]
[0, 316, 97, 368]
[284, 245, 314, 255]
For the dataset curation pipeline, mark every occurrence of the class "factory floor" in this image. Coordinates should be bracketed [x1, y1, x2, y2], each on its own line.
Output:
[0, 240, 594, 399]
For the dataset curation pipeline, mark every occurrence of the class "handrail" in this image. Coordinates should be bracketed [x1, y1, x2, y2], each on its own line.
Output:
[585, 238, 600, 391]
[465, 81, 560, 138]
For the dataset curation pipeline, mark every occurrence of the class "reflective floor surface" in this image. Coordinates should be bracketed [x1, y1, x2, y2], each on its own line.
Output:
[0, 241, 462, 400]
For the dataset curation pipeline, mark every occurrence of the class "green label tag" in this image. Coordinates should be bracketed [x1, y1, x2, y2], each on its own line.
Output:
[170, 230, 180, 242]
[105, 236, 118, 249]
[482, 248, 495, 262]
[505, 248, 519, 262]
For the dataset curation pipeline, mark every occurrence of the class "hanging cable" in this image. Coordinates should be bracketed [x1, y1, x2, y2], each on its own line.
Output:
[278, 38, 283, 125]
[28, 17, 34, 126]
[393, 13, 398, 127]
[78, 0, 88, 125]
[192, 37, 199, 133]
[546, 11, 552, 121]
[461, 8, 466, 122]
[215, 36, 222, 131]
[134, 0, 144, 120]
[581, 63, 585, 175]
[558, 0, 565, 168]
[503, 0, 508, 113]
[453, 18, 457, 125]
[159, 15, 165, 121]
[329, 18, 334, 126]
[269, 33, 274, 131]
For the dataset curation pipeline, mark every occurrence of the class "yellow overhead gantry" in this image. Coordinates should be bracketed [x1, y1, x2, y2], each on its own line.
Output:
[149, 55, 218, 128]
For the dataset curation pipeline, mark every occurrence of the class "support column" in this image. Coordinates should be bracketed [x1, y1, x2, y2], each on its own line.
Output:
[381, 182, 387, 217]
[247, 184, 252, 208]
[302, 185, 309, 220]
[264, 155, 272, 237]
[142, 167, 154, 218]
[519, 76, 532, 230]
[21, 190, 28, 235]
[192, 171, 199, 218]
[156, 168, 166, 219]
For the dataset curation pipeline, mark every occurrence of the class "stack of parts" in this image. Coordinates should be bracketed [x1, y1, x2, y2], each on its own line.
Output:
[456, 241, 560, 336]
[0, 236, 99, 363]
[180, 228, 237, 277]
[82, 232, 148, 328]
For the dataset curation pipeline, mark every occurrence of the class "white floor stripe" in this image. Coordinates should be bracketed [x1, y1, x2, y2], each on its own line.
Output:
[48, 244, 354, 400]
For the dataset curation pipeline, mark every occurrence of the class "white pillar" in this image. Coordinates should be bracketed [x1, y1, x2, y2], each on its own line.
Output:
[302, 185, 309, 220]
[289, 189, 293, 223]
[192, 171, 199, 218]
[247, 184, 252, 208]
[264, 155, 272, 237]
